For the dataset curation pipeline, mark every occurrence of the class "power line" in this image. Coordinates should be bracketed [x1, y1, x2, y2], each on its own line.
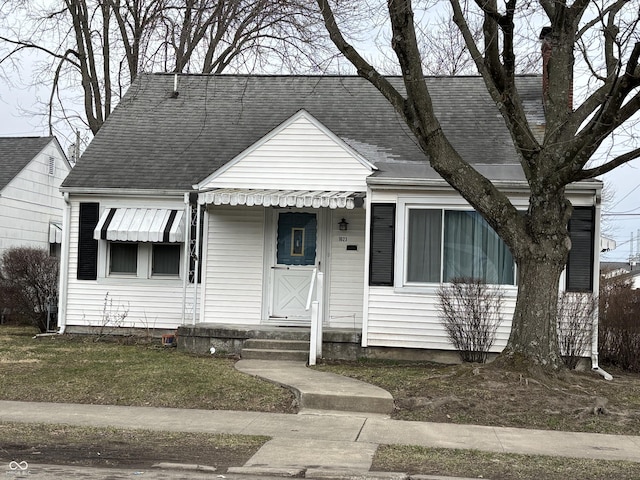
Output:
[610, 183, 640, 209]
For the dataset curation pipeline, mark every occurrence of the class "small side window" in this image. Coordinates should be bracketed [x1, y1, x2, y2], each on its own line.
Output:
[152, 244, 180, 276]
[110, 243, 138, 275]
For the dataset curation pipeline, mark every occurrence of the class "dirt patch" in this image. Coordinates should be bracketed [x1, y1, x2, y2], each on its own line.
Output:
[315, 361, 640, 435]
[0, 423, 266, 471]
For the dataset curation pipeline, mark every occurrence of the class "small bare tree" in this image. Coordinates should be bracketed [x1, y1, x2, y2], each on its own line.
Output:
[556, 292, 596, 369]
[0, 247, 59, 333]
[437, 278, 505, 363]
[599, 272, 640, 372]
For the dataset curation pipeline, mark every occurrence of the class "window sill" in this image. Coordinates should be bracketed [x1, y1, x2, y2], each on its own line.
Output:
[98, 276, 182, 285]
[393, 283, 518, 297]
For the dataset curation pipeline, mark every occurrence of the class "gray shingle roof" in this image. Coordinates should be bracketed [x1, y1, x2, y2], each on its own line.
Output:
[0, 136, 56, 191]
[62, 74, 543, 191]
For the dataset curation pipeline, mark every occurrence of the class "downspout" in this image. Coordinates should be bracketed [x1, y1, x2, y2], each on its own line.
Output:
[591, 191, 612, 380]
[361, 187, 372, 348]
[57, 192, 72, 334]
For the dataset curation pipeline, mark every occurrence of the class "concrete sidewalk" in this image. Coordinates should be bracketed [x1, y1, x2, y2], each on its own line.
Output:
[1, 400, 639, 476]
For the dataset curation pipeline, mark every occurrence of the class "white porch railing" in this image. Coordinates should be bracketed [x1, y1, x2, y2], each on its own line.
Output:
[305, 268, 324, 366]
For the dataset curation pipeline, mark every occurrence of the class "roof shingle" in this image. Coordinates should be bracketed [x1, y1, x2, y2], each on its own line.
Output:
[0, 136, 57, 191]
[62, 74, 543, 191]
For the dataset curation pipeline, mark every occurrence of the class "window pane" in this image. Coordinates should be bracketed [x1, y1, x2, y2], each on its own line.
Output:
[110, 243, 137, 274]
[153, 244, 180, 275]
[407, 209, 442, 283]
[444, 211, 514, 284]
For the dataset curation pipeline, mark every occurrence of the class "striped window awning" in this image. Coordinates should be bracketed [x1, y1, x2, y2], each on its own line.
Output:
[93, 208, 185, 243]
[49, 222, 62, 244]
[198, 189, 366, 209]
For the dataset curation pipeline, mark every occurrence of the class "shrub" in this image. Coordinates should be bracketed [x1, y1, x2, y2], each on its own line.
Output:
[598, 273, 640, 372]
[0, 247, 59, 333]
[437, 277, 505, 363]
[556, 292, 596, 369]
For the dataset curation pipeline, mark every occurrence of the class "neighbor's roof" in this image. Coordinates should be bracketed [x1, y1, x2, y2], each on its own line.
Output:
[0, 136, 57, 191]
[601, 261, 640, 273]
[62, 74, 544, 191]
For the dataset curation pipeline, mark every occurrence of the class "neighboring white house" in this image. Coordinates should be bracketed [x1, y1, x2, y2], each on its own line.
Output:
[601, 261, 640, 289]
[56, 74, 602, 360]
[0, 137, 71, 258]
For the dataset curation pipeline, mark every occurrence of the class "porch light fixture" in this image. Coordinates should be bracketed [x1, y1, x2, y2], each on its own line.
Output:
[339, 218, 349, 231]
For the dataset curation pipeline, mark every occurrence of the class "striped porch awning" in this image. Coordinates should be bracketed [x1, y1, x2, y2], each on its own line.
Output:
[198, 189, 366, 209]
[49, 222, 62, 244]
[93, 208, 185, 243]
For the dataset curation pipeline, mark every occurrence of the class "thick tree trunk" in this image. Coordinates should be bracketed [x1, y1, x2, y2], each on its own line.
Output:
[504, 253, 566, 369]
[501, 192, 572, 370]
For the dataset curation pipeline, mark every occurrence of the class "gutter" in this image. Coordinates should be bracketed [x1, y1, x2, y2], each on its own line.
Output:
[57, 192, 72, 335]
[59, 187, 187, 197]
[367, 176, 603, 192]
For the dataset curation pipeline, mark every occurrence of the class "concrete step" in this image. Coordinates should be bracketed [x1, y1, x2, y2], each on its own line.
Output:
[241, 348, 308, 361]
[244, 339, 310, 351]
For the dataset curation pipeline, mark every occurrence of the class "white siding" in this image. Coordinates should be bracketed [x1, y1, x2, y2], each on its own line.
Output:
[202, 206, 264, 324]
[0, 141, 69, 257]
[364, 185, 599, 356]
[328, 209, 365, 329]
[201, 115, 372, 192]
[366, 287, 515, 351]
[63, 196, 192, 330]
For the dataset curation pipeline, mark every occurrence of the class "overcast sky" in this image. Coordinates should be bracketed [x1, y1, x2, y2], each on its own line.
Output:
[1, 68, 638, 262]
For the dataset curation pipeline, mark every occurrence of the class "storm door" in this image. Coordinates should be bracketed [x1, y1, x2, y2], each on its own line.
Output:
[269, 211, 318, 323]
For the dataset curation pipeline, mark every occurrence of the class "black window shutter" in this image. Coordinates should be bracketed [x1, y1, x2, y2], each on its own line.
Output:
[77, 202, 99, 280]
[369, 203, 395, 286]
[566, 206, 594, 292]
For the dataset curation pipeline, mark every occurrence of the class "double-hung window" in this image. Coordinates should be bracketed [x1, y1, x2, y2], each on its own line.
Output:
[405, 208, 515, 286]
[91, 207, 186, 280]
[107, 243, 180, 277]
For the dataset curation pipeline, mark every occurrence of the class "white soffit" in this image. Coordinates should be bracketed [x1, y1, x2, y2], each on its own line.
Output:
[199, 189, 365, 209]
[94, 208, 185, 243]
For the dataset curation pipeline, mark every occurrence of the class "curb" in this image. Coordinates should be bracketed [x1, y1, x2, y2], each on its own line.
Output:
[152, 462, 218, 472]
[226, 467, 484, 480]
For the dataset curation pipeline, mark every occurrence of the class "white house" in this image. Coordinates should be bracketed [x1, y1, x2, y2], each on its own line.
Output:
[57, 74, 602, 362]
[601, 261, 640, 289]
[0, 137, 71, 258]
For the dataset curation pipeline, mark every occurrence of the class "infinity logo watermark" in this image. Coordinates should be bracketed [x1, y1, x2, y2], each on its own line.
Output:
[8, 462, 28, 471]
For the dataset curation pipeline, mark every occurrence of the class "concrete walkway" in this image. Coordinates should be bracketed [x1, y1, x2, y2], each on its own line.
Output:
[1, 400, 639, 479]
[235, 359, 395, 414]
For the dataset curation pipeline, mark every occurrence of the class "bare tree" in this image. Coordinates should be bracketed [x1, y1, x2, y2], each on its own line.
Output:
[419, 9, 482, 75]
[0, 0, 328, 139]
[0, 247, 59, 333]
[316, 0, 640, 369]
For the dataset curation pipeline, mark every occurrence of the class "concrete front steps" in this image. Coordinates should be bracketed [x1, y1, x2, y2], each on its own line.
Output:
[235, 359, 395, 415]
[241, 338, 310, 362]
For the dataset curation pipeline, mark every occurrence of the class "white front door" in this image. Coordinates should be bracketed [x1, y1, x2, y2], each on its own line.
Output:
[269, 211, 319, 324]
